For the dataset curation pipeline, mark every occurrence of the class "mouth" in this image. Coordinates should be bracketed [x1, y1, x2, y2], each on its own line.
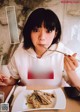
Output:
[39, 44, 50, 49]
[38, 44, 47, 47]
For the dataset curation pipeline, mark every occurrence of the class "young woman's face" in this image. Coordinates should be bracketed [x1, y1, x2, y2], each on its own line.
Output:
[31, 23, 56, 57]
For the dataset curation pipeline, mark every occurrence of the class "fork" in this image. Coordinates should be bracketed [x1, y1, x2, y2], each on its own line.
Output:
[46, 48, 80, 62]
[47, 49, 67, 55]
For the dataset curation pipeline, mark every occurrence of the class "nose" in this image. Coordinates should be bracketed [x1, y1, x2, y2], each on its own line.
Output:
[39, 30, 46, 41]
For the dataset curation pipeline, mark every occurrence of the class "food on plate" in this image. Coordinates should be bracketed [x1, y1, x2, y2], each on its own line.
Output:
[26, 90, 56, 108]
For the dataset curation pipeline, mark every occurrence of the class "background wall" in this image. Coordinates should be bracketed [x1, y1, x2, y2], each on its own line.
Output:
[0, 0, 80, 63]
[62, 4, 80, 56]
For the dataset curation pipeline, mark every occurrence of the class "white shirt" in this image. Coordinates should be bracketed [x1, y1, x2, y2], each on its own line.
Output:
[3, 42, 80, 88]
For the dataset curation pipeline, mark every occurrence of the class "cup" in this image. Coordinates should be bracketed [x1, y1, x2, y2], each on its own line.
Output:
[0, 91, 4, 103]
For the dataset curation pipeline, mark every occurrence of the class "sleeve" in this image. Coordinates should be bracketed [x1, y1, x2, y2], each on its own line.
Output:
[7, 55, 20, 79]
[2, 43, 24, 79]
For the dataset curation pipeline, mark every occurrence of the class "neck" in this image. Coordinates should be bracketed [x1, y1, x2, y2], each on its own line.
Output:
[35, 49, 47, 58]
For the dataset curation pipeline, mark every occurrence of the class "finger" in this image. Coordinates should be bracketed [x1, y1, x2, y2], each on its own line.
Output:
[3, 76, 9, 80]
[0, 75, 8, 82]
[0, 76, 9, 83]
[64, 56, 76, 71]
[68, 55, 78, 67]
[0, 76, 4, 82]
[64, 57, 72, 71]
[0, 82, 7, 86]
[66, 56, 77, 70]
[0, 75, 5, 78]
[0, 78, 4, 82]
[0, 74, 9, 79]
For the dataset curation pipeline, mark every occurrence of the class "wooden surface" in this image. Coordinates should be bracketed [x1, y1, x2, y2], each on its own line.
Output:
[0, 86, 80, 112]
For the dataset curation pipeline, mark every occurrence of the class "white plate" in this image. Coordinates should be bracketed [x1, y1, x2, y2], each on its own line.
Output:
[12, 88, 66, 112]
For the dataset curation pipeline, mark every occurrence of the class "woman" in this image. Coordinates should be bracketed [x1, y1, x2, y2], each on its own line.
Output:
[0, 8, 80, 90]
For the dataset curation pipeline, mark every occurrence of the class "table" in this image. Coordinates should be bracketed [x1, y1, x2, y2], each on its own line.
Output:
[0, 86, 80, 112]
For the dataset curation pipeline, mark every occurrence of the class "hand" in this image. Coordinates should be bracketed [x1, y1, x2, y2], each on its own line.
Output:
[64, 53, 80, 90]
[0, 73, 9, 86]
[64, 53, 78, 72]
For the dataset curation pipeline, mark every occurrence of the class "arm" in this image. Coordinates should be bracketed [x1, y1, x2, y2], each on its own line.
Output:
[64, 53, 80, 91]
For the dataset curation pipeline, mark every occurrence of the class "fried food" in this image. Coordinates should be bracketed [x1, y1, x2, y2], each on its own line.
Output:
[27, 90, 56, 108]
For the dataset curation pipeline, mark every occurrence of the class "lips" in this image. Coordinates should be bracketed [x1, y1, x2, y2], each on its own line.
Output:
[38, 44, 46, 47]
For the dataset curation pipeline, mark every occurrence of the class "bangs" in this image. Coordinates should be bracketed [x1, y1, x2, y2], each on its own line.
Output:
[44, 20, 56, 31]
[31, 17, 44, 29]
[31, 18, 56, 31]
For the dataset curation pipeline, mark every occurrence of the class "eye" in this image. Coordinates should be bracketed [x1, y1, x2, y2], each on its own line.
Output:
[32, 27, 39, 32]
[46, 29, 53, 33]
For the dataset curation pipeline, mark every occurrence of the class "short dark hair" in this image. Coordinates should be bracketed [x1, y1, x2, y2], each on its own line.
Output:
[23, 8, 61, 49]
